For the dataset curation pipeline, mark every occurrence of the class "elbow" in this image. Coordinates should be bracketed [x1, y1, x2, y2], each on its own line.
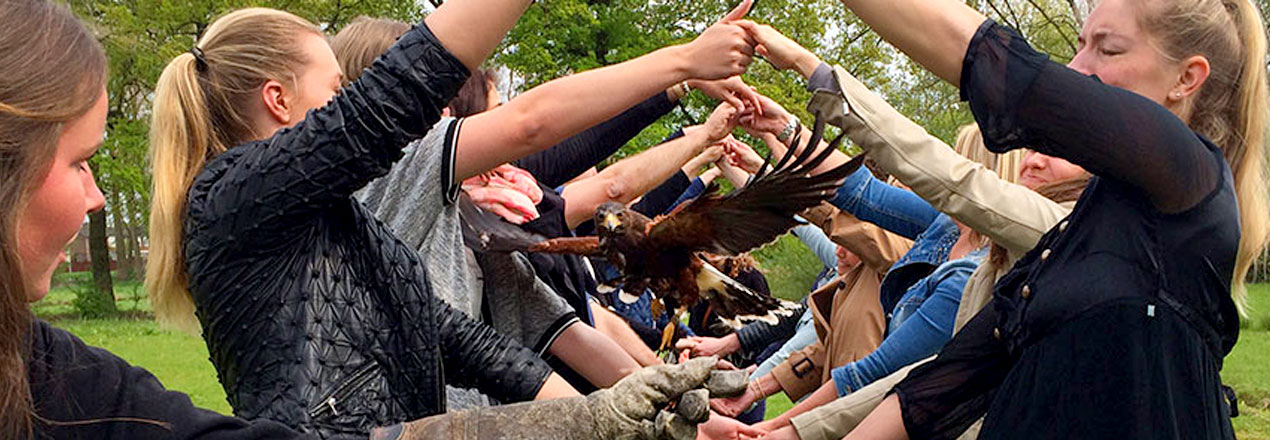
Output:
[506, 107, 549, 152]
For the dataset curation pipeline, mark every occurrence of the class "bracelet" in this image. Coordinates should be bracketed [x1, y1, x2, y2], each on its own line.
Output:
[775, 115, 801, 143]
[679, 81, 692, 97]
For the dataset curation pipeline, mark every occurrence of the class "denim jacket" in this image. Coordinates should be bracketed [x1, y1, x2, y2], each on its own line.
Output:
[828, 166, 961, 314]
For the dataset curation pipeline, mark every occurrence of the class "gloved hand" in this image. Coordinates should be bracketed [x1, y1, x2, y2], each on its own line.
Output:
[588, 356, 720, 440]
[375, 356, 750, 440]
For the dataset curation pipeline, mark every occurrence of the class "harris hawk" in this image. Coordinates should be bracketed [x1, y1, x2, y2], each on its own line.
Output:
[462, 119, 864, 349]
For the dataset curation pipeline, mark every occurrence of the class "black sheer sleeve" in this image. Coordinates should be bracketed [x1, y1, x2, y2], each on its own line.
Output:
[962, 20, 1220, 212]
[515, 92, 675, 187]
[893, 306, 1013, 440]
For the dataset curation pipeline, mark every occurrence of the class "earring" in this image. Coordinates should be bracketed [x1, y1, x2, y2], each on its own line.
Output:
[1171, 91, 1183, 100]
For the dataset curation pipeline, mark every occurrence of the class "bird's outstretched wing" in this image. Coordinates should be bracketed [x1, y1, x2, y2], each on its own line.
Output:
[646, 117, 865, 256]
[457, 193, 546, 253]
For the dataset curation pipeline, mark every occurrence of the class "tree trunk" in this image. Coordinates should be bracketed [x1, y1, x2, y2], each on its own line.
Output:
[87, 209, 117, 315]
[109, 191, 134, 279]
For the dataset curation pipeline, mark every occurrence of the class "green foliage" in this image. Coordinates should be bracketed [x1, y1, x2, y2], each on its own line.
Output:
[753, 234, 824, 302]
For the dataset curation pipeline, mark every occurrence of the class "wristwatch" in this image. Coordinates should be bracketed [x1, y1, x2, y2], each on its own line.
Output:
[775, 115, 801, 143]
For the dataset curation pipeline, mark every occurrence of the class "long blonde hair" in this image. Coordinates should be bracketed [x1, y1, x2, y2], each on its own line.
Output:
[0, 0, 107, 436]
[1140, 0, 1269, 313]
[148, 8, 320, 332]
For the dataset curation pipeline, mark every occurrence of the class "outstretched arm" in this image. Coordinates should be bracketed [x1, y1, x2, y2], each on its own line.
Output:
[454, 0, 756, 179]
[560, 103, 739, 228]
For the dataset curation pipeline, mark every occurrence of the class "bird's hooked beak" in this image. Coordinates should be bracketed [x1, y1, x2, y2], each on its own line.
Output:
[601, 212, 621, 232]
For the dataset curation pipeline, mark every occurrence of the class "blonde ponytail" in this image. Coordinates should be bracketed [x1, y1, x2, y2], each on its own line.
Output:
[1141, 0, 1270, 314]
[1227, 0, 1269, 315]
[147, 53, 221, 333]
[147, 8, 320, 332]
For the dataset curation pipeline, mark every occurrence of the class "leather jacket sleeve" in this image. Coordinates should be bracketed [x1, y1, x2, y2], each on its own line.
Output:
[433, 293, 555, 402]
[187, 23, 469, 251]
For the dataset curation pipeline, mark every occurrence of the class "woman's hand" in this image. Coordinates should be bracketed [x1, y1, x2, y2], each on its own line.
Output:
[689, 76, 764, 115]
[738, 94, 793, 136]
[762, 425, 802, 440]
[702, 102, 741, 144]
[710, 386, 761, 417]
[697, 413, 767, 440]
[734, 21, 822, 79]
[679, 0, 756, 81]
[676, 334, 743, 358]
[721, 136, 766, 174]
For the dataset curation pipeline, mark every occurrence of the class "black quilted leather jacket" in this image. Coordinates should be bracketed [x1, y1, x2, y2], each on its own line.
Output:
[183, 23, 552, 439]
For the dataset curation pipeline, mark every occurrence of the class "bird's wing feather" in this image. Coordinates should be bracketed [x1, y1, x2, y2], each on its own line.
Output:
[646, 118, 866, 256]
[458, 193, 546, 253]
[527, 236, 604, 256]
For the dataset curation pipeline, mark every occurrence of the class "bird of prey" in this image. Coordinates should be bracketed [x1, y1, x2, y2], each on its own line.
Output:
[523, 119, 865, 348]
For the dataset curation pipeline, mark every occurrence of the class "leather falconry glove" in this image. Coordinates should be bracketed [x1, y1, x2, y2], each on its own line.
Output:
[371, 356, 750, 440]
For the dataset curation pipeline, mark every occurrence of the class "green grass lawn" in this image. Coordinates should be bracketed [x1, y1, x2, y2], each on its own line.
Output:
[31, 267, 1270, 436]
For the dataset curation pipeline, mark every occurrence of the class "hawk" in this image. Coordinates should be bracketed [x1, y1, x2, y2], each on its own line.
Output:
[464, 119, 864, 349]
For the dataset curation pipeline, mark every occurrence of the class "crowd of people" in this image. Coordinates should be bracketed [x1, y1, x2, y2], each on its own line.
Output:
[1, 0, 1266, 437]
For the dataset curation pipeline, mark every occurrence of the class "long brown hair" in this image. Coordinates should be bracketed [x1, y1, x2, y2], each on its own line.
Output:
[1139, 0, 1269, 312]
[0, 0, 108, 436]
[148, 8, 320, 332]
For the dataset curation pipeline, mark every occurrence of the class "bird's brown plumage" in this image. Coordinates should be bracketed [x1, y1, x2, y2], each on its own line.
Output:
[528, 118, 866, 330]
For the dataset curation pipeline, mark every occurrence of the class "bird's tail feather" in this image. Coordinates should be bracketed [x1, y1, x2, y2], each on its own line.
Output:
[696, 262, 798, 329]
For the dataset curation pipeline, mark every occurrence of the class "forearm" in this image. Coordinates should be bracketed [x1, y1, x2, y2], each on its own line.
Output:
[457, 46, 691, 179]
[562, 130, 710, 227]
[549, 322, 641, 387]
[593, 306, 664, 366]
[843, 394, 909, 440]
[424, 0, 531, 71]
[792, 224, 838, 270]
[770, 382, 840, 429]
[838, 0, 984, 85]
[535, 373, 582, 400]
[516, 92, 676, 187]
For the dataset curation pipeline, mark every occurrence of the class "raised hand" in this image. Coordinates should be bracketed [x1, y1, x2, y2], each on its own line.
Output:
[721, 136, 766, 174]
[733, 21, 822, 79]
[702, 102, 742, 143]
[737, 94, 794, 136]
[689, 76, 764, 115]
[680, 0, 756, 81]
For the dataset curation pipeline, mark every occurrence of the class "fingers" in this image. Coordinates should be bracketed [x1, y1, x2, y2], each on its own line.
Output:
[718, 0, 752, 23]
[736, 422, 768, 438]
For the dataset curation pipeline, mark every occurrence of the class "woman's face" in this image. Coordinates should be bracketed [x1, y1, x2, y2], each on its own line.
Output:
[1018, 150, 1086, 189]
[1067, 0, 1181, 108]
[835, 245, 861, 274]
[16, 89, 108, 301]
[284, 32, 344, 126]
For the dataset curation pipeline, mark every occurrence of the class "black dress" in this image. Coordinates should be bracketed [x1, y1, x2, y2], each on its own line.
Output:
[893, 20, 1240, 440]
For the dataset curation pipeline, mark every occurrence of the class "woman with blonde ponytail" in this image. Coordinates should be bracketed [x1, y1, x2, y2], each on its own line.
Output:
[146, 0, 761, 436]
[0, 0, 316, 438]
[799, 0, 1270, 436]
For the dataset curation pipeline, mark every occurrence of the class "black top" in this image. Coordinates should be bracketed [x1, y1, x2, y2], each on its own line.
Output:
[894, 20, 1239, 440]
[515, 92, 676, 188]
[184, 23, 551, 438]
[28, 319, 308, 439]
